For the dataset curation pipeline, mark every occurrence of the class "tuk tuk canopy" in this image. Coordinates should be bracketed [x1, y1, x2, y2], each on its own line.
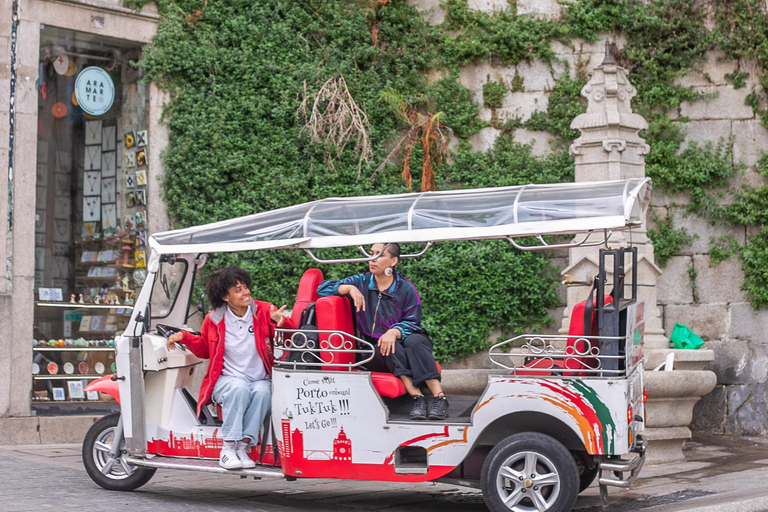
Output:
[149, 178, 651, 256]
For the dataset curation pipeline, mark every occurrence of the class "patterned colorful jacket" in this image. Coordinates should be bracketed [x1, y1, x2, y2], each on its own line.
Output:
[317, 271, 424, 340]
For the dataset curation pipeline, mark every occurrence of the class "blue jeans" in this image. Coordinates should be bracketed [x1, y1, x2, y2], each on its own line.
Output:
[212, 375, 271, 443]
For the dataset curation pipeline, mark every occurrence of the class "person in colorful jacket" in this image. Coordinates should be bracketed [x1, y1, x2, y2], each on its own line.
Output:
[317, 243, 448, 421]
[166, 267, 295, 470]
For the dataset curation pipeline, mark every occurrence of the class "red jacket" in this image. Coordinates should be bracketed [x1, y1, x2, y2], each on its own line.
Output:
[180, 299, 296, 416]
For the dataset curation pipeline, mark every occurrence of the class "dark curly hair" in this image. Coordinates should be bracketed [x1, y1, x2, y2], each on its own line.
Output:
[206, 267, 252, 309]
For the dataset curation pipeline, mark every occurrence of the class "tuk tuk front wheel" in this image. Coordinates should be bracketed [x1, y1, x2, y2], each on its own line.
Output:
[481, 432, 579, 512]
[82, 412, 156, 491]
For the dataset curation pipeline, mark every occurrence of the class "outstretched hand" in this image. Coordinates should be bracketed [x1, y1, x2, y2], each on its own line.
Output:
[271, 305, 288, 327]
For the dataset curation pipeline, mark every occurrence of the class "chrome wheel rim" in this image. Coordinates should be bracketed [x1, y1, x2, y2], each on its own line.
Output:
[496, 450, 561, 512]
[92, 426, 134, 479]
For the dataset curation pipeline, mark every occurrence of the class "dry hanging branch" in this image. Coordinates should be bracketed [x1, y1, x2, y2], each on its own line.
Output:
[298, 74, 373, 178]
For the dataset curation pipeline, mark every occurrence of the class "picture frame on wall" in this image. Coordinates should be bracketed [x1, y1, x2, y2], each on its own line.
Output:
[83, 196, 101, 222]
[84, 146, 102, 170]
[102, 126, 116, 151]
[84, 171, 101, 196]
[101, 177, 116, 203]
[102, 203, 118, 235]
[52, 387, 66, 401]
[85, 120, 103, 146]
[86, 390, 100, 401]
[101, 151, 116, 177]
[67, 380, 85, 400]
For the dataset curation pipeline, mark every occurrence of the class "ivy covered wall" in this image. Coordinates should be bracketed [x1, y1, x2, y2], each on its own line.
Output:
[131, 0, 768, 386]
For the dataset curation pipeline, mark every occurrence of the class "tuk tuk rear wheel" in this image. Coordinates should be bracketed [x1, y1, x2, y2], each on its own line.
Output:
[481, 432, 579, 512]
[82, 412, 156, 491]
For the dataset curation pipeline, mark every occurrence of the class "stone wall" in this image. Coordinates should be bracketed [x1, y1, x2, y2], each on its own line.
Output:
[410, 0, 768, 435]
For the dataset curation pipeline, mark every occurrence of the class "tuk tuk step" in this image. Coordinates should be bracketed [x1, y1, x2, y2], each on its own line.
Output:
[126, 455, 286, 479]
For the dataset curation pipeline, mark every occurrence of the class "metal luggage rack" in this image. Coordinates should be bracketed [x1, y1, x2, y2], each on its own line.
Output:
[273, 328, 375, 370]
[489, 334, 627, 378]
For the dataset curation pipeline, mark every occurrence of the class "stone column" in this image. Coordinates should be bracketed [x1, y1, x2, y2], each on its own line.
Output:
[561, 42, 666, 348]
[563, 42, 716, 464]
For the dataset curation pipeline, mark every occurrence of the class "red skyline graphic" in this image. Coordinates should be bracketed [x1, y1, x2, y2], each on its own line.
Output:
[147, 429, 275, 464]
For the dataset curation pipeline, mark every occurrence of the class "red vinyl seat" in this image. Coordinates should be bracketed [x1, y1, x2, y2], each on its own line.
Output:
[517, 294, 613, 377]
[315, 295, 441, 398]
[291, 268, 324, 326]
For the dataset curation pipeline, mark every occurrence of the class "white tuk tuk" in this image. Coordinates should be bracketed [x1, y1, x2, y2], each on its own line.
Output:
[82, 178, 651, 512]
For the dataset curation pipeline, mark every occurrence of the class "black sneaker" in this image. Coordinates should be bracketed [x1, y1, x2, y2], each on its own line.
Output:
[410, 395, 427, 420]
[428, 395, 449, 420]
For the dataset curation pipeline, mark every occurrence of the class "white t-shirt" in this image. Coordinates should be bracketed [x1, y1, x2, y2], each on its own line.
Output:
[221, 305, 267, 382]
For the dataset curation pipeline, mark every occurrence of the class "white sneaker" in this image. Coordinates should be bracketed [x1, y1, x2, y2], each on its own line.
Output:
[236, 442, 256, 469]
[219, 444, 243, 470]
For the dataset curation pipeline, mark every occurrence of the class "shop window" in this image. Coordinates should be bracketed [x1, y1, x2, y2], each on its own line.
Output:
[32, 26, 150, 414]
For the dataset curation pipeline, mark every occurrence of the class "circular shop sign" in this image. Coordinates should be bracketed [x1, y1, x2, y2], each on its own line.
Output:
[74, 67, 115, 116]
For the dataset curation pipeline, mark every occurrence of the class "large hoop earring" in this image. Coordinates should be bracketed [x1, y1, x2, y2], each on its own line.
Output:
[384, 267, 393, 277]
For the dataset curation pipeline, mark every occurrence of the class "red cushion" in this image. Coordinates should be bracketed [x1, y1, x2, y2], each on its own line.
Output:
[291, 269, 324, 326]
[371, 373, 406, 398]
[315, 296, 357, 371]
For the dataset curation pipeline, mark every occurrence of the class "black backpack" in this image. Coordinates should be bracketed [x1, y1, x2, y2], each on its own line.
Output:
[284, 302, 322, 369]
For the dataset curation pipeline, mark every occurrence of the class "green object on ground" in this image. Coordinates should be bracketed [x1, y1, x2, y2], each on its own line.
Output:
[670, 323, 705, 350]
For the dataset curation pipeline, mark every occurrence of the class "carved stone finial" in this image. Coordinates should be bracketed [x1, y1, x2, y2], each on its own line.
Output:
[601, 40, 616, 66]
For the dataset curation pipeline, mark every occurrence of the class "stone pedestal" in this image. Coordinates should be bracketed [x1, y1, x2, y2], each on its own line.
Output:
[643, 350, 716, 464]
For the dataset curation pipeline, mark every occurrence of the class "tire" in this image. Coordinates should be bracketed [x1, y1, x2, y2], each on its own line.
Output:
[481, 432, 579, 512]
[572, 451, 599, 493]
[82, 413, 156, 491]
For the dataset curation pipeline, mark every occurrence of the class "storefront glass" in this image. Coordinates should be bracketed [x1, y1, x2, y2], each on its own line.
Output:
[32, 26, 150, 414]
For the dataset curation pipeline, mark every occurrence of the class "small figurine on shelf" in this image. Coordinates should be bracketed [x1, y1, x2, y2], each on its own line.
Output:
[93, 295, 100, 304]
[123, 218, 134, 241]
[135, 230, 146, 247]
[114, 226, 121, 240]
[78, 293, 85, 304]
[99, 285, 108, 304]
[115, 272, 122, 290]
[124, 292, 133, 305]
[121, 246, 133, 266]
[70, 294, 76, 303]
[114, 294, 121, 306]
[122, 274, 130, 290]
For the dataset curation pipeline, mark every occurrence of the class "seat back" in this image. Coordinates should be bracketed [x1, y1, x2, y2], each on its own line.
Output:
[565, 294, 614, 375]
[291, 269, 324, 326]
[315, 296, 357, 371]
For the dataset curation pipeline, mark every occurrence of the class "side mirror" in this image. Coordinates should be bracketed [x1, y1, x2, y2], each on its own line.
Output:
[185, 293, 206, 322]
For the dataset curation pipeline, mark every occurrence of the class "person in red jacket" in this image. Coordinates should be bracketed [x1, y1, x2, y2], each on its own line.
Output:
[166, 267, 294, 470]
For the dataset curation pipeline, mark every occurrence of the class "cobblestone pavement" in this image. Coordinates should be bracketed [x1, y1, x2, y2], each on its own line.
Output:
[4, 435, 768, 512]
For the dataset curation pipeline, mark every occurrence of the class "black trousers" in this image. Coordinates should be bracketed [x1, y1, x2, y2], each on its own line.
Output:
[364, 333, 441, 387]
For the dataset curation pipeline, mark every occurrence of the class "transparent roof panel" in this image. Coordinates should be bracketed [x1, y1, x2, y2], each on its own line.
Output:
[149, 178, 651, 254]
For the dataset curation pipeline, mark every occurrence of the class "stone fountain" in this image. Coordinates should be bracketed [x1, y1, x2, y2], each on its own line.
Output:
[563, 42, 716, 465]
